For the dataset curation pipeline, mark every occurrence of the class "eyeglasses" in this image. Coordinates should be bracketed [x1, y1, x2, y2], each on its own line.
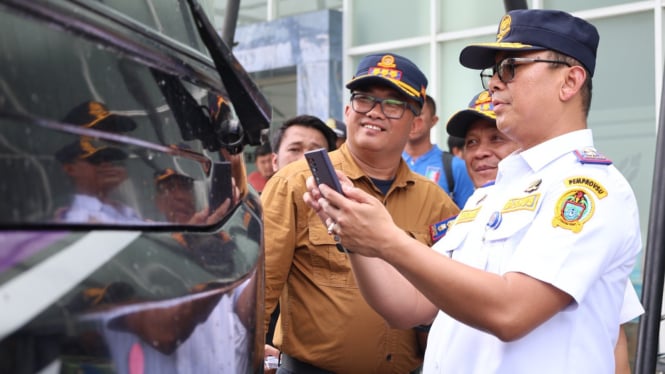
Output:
[480, 57, 572, 90]
[350, 93, 419, 119]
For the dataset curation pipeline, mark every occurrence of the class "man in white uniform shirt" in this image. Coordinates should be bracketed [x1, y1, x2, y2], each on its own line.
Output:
[447, 89, 643, 373]
[304, 9, 642, 373]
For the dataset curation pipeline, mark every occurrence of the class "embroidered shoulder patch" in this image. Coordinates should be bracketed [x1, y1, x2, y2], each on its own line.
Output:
[552, 189, 595, 233]
[573, 148, 612, 165]
[430, 215, 457, 243]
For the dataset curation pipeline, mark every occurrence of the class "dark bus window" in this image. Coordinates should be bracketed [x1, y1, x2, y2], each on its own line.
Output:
[0, 6, 239, 228]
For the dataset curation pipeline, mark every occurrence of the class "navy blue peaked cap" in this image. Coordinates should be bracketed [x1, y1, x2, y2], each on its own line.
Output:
[346, 53, 428, 107]
[460, 9, 599, 76]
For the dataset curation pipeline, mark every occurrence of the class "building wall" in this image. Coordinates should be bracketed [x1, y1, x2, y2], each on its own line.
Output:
[233, 10, 343, 125]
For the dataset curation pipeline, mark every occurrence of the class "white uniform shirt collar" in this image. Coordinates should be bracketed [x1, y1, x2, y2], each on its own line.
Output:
[497, 129, 594, 182]
[71, 194, 104, 212]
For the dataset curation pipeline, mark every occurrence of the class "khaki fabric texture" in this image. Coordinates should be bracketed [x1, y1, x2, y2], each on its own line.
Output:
[261, 144, 459, 374]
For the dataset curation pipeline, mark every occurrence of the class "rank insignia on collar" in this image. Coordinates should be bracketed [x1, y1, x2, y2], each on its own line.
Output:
[552, 189, 595, 233]
[524, 178, 542, 193]
[573, 148, 612, 165]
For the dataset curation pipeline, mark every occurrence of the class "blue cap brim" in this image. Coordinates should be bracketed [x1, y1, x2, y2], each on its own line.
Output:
[446, 109, 497, 138]
[459, 42, 546, 70]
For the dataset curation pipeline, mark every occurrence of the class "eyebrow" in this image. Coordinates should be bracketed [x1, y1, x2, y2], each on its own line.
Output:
[353, 90, 407, 101]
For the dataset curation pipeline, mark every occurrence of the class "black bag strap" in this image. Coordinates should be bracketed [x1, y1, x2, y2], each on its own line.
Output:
[442, 151, 454, 194]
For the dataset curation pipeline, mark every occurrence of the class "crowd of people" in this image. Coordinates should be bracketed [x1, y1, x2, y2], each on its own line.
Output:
[248, 8, 644, 374]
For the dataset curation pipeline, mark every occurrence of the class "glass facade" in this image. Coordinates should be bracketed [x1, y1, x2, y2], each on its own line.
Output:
[545, 0, 640, 13]
[213, 0, 342, 26]
[349, 1, 430, 45]
[590, 12, 656, 276]
[439, 0, 511, 32]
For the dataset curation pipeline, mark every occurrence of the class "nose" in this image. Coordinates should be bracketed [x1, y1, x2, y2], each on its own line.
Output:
[366, 100, 385, 118]
[472, 142, 494, 159]
[486, 73, 504, 95]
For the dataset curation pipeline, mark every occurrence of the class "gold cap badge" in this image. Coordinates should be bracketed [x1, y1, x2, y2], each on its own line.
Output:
[377, 55, 396, 68]
[496, 15, 512, 42]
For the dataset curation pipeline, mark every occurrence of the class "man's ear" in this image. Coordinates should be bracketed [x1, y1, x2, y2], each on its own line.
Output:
[560, 65, 586, 102]
[410, 112, 425, 135]
[271, 153, 278, 173]
[431, 114, 440, 129]
[344, 103, 352, 119]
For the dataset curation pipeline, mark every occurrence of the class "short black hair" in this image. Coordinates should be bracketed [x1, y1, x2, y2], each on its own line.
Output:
[424, 94, 436, 114]
[447, 135, 465, 152]
[254, 143, 272, 158]
[271, 115, 337, 152]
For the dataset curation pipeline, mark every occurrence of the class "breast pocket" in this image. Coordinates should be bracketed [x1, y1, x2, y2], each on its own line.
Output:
[445, 222, 492, 269]
[308, 217, 354, 288]
[434, 221, 471, 255]
[482, 208, 538, 273]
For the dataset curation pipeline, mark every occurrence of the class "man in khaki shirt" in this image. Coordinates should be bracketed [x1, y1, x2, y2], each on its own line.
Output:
[261, 53, 459, 373]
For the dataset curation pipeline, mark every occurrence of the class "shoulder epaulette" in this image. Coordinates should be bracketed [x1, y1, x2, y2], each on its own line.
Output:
[430, 215, 457, 243]
[573, 147, 612, 165]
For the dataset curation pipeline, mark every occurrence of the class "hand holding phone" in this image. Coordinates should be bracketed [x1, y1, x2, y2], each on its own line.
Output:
[304, 148, 349, 254]
[304, 148, 344, 195]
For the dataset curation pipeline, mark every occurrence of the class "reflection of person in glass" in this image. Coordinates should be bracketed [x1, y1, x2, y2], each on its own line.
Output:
[154, 168, 249, 277]
[154, 166, 237, 226]
[55, 101, 142, 223]
[55, 137, 142, 223]
[154, 168, 197, 224]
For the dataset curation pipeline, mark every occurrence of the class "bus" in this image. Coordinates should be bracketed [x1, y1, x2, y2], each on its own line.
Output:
[0, 0, 269, 372]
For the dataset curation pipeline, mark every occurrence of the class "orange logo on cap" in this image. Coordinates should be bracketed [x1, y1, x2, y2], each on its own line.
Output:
[83, 101, 112, 128]
[473, 91, 492, 109]
[88, 101, 109, 118]
[156, 168, 177, 182]
[496, 15, 511, 42]
[377, 55, 396, 68]
[79, 137, 105, 158]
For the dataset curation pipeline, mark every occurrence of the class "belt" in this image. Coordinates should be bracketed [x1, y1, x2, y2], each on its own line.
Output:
[279, 354, 335, 374]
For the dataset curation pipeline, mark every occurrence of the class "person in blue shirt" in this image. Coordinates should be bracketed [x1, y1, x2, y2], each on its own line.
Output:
[402, 94, 474, 207]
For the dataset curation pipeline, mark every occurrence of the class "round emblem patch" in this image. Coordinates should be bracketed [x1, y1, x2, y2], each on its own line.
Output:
[486, 211, 502, 230]
[552, 189, 594, 233]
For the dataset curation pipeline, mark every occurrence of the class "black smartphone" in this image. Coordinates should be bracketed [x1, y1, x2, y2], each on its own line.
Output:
[304, 148, 344, 195]
[305, 148, 348, 254]
[209, 161, 233, 211]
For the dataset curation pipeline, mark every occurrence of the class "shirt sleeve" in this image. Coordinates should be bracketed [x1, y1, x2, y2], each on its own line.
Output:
[506, 168, 641, 305]
[260, 174, 298, 331]
[619, 279, 644, 323]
